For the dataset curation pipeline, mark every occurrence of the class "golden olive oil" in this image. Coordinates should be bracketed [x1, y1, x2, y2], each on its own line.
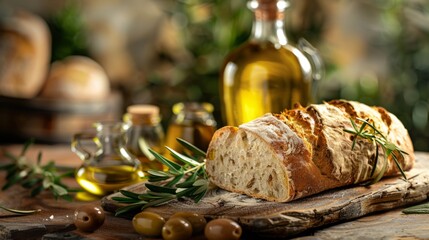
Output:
[220, 41, 312, 126]
[165, 122, 216, 154]
[75, 165, 144, 196]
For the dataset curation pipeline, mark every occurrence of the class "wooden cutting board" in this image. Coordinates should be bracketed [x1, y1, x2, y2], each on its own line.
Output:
[102, 152, 429, 239]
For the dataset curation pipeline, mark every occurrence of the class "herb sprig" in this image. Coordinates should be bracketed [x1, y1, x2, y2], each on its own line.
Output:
[0, 140, 76, 201]
[344, 117, 408, 184]
[113, 139, 208, 216]
[402, 202, 429, 214]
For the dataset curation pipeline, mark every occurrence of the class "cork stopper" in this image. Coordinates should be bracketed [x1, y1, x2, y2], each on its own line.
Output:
[125, 104, 161, 125]
[248, 0, 289, 21]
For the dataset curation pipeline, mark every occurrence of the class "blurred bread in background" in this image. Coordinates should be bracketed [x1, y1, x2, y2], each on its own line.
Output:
[0, 10, 50, 98]
[40, 56, 110, 101]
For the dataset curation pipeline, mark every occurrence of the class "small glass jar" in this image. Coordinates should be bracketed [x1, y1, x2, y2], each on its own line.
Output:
[72, 121, 144, 196]
[124, 104, 166, 172]
[165, 102, 217, 155]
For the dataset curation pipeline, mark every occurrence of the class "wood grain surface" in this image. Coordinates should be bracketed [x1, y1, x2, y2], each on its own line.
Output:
[103, 152, 429, 239]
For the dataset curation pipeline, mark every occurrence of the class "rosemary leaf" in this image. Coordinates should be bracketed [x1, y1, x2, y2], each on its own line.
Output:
[140, 196, 176, 210]
[119, 190, 140, 199]
[147, 170, 170, 177]
[165, 174, 184, 188]
[145, 184, 177, 194]
[176, 138, 206, 159]
[402, 202, 429, 214]
[0, 204, 41, 215]
[115, 203, 147, 216]
[148, 149, 182, 173]
[111, 197, 141, 203]
[165, 146, 201, 166]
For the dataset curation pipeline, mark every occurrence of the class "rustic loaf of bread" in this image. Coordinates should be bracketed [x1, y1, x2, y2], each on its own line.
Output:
[206, 100, 415, 202]
[0, 11, 50, 98]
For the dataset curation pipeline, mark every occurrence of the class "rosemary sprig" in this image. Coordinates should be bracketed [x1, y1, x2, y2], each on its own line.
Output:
[0, 139, 76, 201]
[112, 138, 208, 216]
[344, 117, 408, 184]
[402, 202, 429, 214]
[0, 204, 41, 215]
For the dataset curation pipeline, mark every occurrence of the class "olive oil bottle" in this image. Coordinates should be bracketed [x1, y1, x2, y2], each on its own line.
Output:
[220, 0, 323, 126]
[165, 102, 217, 155]
[124, 104, 166, 173]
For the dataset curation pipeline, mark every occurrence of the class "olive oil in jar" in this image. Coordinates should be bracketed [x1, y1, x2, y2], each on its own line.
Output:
[220, 0, 322, 126]
[72, 122, 144, 196]
[165, 102, 217, 155]
[75, 165, 143, 196]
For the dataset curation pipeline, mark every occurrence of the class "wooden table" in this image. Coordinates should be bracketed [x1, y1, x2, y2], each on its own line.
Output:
[0, 144, 428, 239]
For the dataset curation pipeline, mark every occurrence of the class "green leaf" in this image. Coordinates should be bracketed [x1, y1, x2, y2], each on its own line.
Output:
[193, 190, 207, 203]
[22, 178, 42, 188]
[165, 146, 201, 166]
[61, 194, 73, 202]
[176, 186, 198, 198]
[111, 197, 141, 203]
[31, 185, 44, 197]
[177, 138, 206, 159]
[3, 173, 22, 190]
[391, 151, 407, 180]
[52, 184, 68, 196]
[402, 202, 429, 214]
[119, 190, 140, 200]
[140, 196, 176, 210]
[0, 204, 40, 215]
[138, 192, 174, 201]
[165, 173, 184, 188]
[193, 179, 208, 186]
[0, 163, 15, 170]
[145, 183, 177, 194]
[20, 139, 34, 156]
[148, 175, 170, 182]
[148, 149, 182, 173]
[176, 171, 199, 188]
[115, 203, 146, 217]
[147, 170, 171, 177]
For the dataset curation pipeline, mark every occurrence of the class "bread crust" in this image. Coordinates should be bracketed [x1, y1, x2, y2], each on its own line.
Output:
[206, 100, 415, 202]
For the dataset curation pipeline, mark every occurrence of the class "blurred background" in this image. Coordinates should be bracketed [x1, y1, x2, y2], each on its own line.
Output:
[0, 0, 428, 151]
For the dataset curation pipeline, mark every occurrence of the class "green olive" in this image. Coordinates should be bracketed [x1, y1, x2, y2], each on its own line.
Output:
[74, 205, 105, 232]
[170, 211, 207, 235]
[204, 218, 242, 240]
[162, 217, 193, 240]
[132, 211, 166, 237]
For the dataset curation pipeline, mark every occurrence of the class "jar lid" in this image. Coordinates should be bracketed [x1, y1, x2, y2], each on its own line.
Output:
[126, 104, 160, 125]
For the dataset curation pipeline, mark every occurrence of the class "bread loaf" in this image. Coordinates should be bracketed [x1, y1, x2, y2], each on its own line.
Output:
[0, 11, 50, 98]
[39, 56, 110, 101]
[206, 100, 415, 202]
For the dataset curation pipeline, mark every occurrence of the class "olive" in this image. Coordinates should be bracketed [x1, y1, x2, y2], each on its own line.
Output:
[74, 205, 105, 232]
[132, 211, 166, 237]
[170, 211, 207, 235]
[204, 218, 242, 240]
[162, 217, 193, 240]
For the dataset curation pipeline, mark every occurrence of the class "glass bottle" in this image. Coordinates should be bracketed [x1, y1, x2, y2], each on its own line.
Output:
[165, 102, 217, 155]
[220, 0, 323, 126]
[72, 122, 144, 196]
[124, 104, 165, 173]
